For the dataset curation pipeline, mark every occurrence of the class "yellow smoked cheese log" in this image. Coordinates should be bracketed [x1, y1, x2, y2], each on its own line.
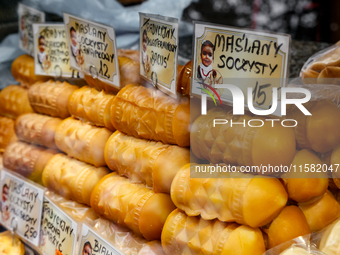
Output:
[15, 113, 62, 150]
[161, 209, 266, 255]
[0, 116, 17, 152]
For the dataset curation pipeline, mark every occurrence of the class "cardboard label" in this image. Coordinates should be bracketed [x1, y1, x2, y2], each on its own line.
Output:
[39, 197, 78, 255]
[139, 13, 179, 97]
[64, 13, 120, 89]
[191, 22, 290, 110]
[18, 3, 45, 56]
[33, 23, 81, 78]
[0, 169, 44, 247]
[79, 224, 123, 255]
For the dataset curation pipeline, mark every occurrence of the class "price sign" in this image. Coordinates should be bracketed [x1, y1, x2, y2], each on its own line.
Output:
[39, 196, 78, 255]
[0, 169, 44, 247]
[33, 23, 81, 78]
[139, 13, 179, 97]
[18, 3, 45, 56]
[79, 223, 123, 255]
[191, 22, 290, 113]
[64, 13, 120, 89]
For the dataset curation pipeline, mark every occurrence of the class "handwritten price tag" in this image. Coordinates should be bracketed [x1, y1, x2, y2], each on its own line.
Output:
[39, 196, 78, 255]
[0, 169, 44, 247]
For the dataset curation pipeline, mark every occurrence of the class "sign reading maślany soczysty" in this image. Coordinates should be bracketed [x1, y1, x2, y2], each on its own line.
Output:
[191, 22, 290, 112]
[79, 223, 123, 255]
[139, 13, 179, 98]
[33, 23, 81, 78]
[63, 13, 120, 89]
[18, 3, 45, 56]
[0, 169, 44, 247]
[39, 196, 78, 255]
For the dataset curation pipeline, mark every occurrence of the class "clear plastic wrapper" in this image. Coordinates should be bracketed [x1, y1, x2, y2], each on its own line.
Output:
[191, 107, 296, 167]
[28, 80, 79, 118]
[3, 141, 58, 185]
[15, 113, 62, 150]
[68, 86, 116, 131]
[42, 153, 110, 206]
[0, 230, 25, 255]
[55, 117, 112, 167]
[92, 218, 166, 255]
[84, 56, 140, 93]
[90, 172, 176, 240]
[299, 190, 340, 232]
[281, 150, 328, 203]
[111, 84, 190, 147]
[0, 85, 34, 119]
[170, 164, 288, 228]
[104, 130, 190, 193]
[312, 217, 340, 255]
[300, 42, 340, 84]
[264, 235, 326, 255]
[161, 209, 266, 255]
[0, 116, 17, 152]
[11, 54, 49, 88]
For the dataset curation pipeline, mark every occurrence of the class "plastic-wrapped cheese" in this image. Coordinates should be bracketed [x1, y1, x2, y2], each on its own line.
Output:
[93, 218, 166, 255]
[0, 85, 34, 119]
[319, 218, 340, 255]
[177, 60, 192, 96]
[281, 149, 328, 203]
[0, 231, 25, 255]
[68, 86, 115, 131]
[280, 247, 316, 255]
[42, 154, 110, 206]
[266, 206, 311, 249]
[3, 141, 57, 185]
[55, 118, 112, 167]
[0, 117, 17, 152]
[15, 113, 62, 150]
[111, 84, 190, 146]
[11, 54, 48, 87]
[28, 80, 79, 118]
[90, 172, 176, 240]
[104, 131, 190, 193]
[191, 107, 296, 167]
[161, 209, 266, 255]
[288, 100, 340, 153]
[84, 56, 140, 93]
[299, 190, 340, 232]
[170, 164, 288, 228]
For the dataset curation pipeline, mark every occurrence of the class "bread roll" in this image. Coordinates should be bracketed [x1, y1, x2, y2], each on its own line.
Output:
[171, 164, 288, 228]
[111, 84, 190, 146]
[177, 60, 192, 96]
[288, 100, 340, 153]
[28, 80, 79, 118]
[0, 85, 34, 119]
[191, 107, 296, 167]
[42, 154, 110, 205]
[281, 150, 328, 203]
[15, 113, 62, 150]
[0, 117, 17, 152]
[266, 206, 310, 249]
[11, 54, 48, 87]
[68, 86, 115, 130]
[104, 130, 190, 193]
[319, 218, 340, 255]
[90, 172, 176, 240]
[161, 209, 265, 255]
[299, 190, 340, 232]
[55, 118, 112, 167]
[84, 56, 140, 93]
[3, 141, 57, 185]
